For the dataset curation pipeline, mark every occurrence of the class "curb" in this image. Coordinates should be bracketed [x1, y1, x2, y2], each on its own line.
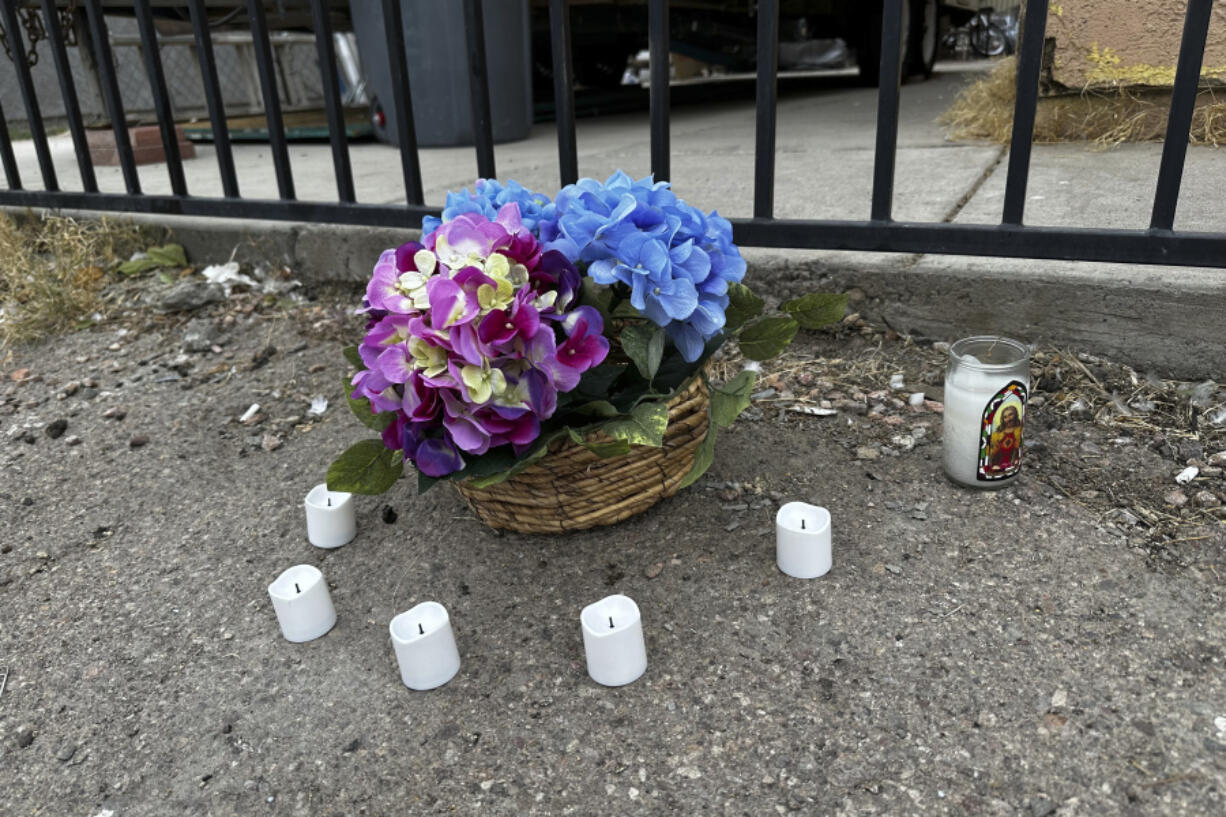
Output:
[5, 207, 1223, 379]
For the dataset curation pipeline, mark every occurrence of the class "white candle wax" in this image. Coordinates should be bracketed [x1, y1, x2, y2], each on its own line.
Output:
[581, 594, 648, 687]
[775, 502, 832, 579]
[268, 564, 337, 642]
[304, 484, 356, 548]
[943, 359, 1002, 486]
[389, 602, 461, 691]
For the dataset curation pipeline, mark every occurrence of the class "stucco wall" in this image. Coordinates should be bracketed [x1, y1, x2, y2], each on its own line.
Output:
[1048, 0, 1226, 89]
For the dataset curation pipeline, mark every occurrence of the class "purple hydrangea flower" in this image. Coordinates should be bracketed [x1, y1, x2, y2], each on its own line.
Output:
[353, 204, 607, 478]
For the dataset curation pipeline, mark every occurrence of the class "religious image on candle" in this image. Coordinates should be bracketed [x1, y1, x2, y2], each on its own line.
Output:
[977, 381, 1027, 482]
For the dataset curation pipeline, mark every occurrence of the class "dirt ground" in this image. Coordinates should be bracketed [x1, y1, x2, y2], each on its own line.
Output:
[2, 276, 1224, 816]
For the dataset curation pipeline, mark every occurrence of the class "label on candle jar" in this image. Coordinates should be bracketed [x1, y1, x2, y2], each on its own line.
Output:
[977, 381, 1027, 482]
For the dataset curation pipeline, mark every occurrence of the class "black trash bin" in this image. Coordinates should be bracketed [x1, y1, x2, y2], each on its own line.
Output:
[350, 0, 532, 148]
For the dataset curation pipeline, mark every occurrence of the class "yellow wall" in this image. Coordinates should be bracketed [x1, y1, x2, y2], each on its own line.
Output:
[1047, 1, 1226, 89]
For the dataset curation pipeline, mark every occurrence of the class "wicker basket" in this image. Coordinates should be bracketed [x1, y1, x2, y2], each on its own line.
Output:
[455, 375, 710, 534]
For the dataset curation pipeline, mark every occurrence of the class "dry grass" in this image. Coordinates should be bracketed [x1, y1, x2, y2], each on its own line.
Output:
[942, 57, 1226, 147]
[0, 212, 144, 348]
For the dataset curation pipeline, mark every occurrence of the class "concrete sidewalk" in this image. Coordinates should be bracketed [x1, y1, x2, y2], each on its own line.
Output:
[7, 62, 1226, 378]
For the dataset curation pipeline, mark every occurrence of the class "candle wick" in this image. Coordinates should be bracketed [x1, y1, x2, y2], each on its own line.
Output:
[801, 519, 806, 530]
[418, 622, 424, 635]
[609, 616, 614, 629]
[294, 583, 300, 594]
[327, 497, 332, 507]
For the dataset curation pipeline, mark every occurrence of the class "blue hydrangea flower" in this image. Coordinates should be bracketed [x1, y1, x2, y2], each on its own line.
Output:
[422, 179, 558, 242]
[548, 171, 747, 362]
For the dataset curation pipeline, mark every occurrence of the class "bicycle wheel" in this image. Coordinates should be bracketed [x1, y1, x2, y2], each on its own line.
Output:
[970, 22, 1007, 58]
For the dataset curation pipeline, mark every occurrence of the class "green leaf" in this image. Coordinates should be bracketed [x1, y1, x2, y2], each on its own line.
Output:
[573, 399, 621, 418]
[567, 428, 633, 458]
[621, 323, 665, 381]
[326, 439, 403, 495]
[576, 362, 626, 399]
[342, 345, 364, 370]
[580, 277, 614, 324]
[156, 270, 175, 285]
[611, 300, 642, 319]
[347, 393, 392, 432]
[710, 370, 756, 428]
[118, 257, 158, 276]
[739, 316, 799, 361]
[146, 244, 187, 268]
[725, 283, 765, 332]
[782, 291, 848, 330]
[603, 401, 669, 447]
[464, 435, 557, 489]
[679, 424, 717, 489]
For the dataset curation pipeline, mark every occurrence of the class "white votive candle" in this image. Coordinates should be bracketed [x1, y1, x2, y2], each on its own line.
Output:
[389, 602, 461, 691]
[775, 502, 832, 579]
[581, 594, 648, 687]
[942, 336, 1030, 489]
[304, 484, 356, 548]
[268, 564, 337, 642]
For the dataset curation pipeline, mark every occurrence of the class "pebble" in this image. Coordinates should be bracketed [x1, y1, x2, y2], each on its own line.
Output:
[261, 434, 283, 452]
[157, 281, 224, 313]
[9, 369, 31, 382]
[181, 318, 221, 353]
[61, 382, 79, 397]
[78, 387, 99, 401]
[1202, 466, 1223, 478]
[44, 419, 68, 439]
[251, 345, 277, 369]
[1209, 451, 1226, 467]
[1195, 490, 1222, 509]
[63, 435, 82, 447]
[102, 407, 127, 421]
[54, 741, 77, 762]
[889, 374, 905, 390]
[855, 445, 880, 461]
[890, 434, 916, 452]
[381, 505, 398, 524]
[643, 562, 664, 579]
[308, 363, 327, 374]
[128, 435, 150, 449]
[1176, 466, 1199, 485]
[14, 724, 34, 748]
[907, 392, 925, 407]
[884, 563, 902, 575]
[1165, 489, 1188, 508]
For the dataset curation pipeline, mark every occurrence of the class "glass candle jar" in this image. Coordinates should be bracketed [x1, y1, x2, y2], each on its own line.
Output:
[942, 336, 1031, 489]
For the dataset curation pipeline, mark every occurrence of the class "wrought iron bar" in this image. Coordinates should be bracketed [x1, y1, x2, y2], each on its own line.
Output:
[133, 0, 187, 196]
[187, 0, 239, 198]
[380, 0, 424, 205]
[753, 0, 779, 219]
[648, 0, 670, 180]
[83, 0, 139, 193]
[462, 0, 496, 178]
[308, 0, 355, 202]
[0, 99, 21, 190]
[244, 0, 295, 199]
[870, 0, 904, 222]
[548, 0, 579, 186]
[1001, 0, 1050, 225]
[0, 0, 57, 190]
[40, 0, 96, 192]
[1151, 0, 1214, 231]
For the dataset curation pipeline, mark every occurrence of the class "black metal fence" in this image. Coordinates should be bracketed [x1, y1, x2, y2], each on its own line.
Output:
[1, 0, 1225, 269]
